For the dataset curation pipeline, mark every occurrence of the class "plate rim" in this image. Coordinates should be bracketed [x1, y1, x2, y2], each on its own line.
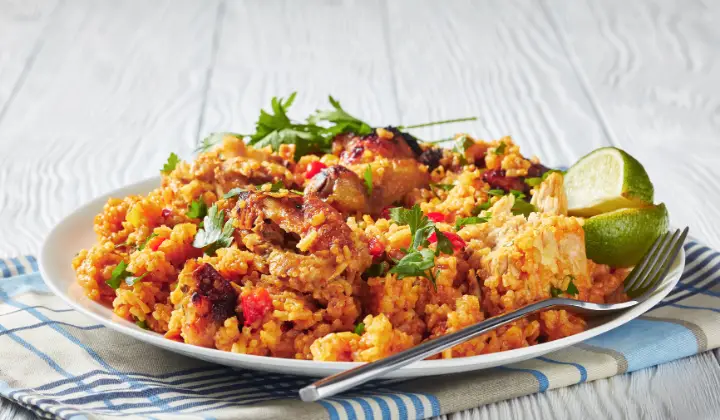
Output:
[39, 176, 686, 377]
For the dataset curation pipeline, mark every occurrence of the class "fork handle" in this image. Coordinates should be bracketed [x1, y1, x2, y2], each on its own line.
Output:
[299, 298, 557, 402]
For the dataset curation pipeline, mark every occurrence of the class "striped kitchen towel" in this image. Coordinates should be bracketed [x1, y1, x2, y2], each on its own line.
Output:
[1, 240, 719, 420]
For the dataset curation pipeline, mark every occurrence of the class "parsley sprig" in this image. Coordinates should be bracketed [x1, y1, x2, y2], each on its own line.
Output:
[363, 165, 373, 195]
[192, 204, 234, 256]
[161, 153, 180, 174]
[455, 213, 491, 230]
[387, 205, 455, 288]
[187, 199, 208, 219]
[106, 261, 130, 290]
[550, 275, 579, 297]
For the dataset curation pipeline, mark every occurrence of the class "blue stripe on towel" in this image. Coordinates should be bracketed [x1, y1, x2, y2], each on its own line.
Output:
[536, 356, 588, 383]
[583, 318, 697, 372]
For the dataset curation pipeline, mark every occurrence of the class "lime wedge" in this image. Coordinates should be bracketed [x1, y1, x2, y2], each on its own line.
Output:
[565, 147, 654, 217]
[584, 203, 669, 267]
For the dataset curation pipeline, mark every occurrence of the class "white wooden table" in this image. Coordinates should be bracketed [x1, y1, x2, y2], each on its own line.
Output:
[1, 1, 719, 418]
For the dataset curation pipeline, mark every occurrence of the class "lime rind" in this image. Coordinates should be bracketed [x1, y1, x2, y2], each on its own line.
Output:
[565, 147, 654, 217]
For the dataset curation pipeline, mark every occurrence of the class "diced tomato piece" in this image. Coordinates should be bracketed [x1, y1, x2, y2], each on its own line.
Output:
[242, 288, 273, 326]
[368, 238, 385, 258]
[161, 208, 172, 218]
[426, 212, 447, 223]
[428, 231, 466, 251]
[380, 207, 391, 219]
[148, 236, 166, 251]
[305, 161, 327, 179]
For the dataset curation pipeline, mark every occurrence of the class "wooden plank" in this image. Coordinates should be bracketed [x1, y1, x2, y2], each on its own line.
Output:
[0, 0, 220, 256]
[544, 0, 720, 248]
[0, 0, 59, 116]
[200, 0, 398, 138]
[384, 0, 613, 168]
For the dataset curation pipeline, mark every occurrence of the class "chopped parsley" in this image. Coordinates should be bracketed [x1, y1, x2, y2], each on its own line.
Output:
[125, 272, 149, 287]
[363, 165, 373, 195]
[365, 261, 389, 277]
[455, 214, 491, 230]
[192, 204, 234, 256]
[487, 189, 505, 196]
[135, 319, 149, 329]
[161, 153, 180, 174]
[187, 199, 208, 219]
[308, 96, 373, 137]
[354, 322, 365, 335]
[551, 275, 579, 297]
[194, 132, 246, 154]
[388, 205, 454, 288]
[471, 201, 492, 215]
[431, 183, 455, 191]
[106, 261, 130, 290]
[138, 233, 158, 251]
[494, 142, 507, 155]
[261, 180, 285, 193]
[511, 199, 536, 217]
[223, 188, 246, 199]
[452, 135, 474, 165]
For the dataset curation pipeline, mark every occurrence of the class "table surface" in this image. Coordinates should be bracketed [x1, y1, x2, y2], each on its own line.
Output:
[1, 0, 719, 419]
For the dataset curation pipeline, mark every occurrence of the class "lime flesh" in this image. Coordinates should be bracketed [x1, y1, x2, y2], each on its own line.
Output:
[583, 203, 669, 267]
[565, 147, 654, 217]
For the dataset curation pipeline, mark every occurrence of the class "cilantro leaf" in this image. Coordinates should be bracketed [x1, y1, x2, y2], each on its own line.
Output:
[194, 132, 246, 154]
[309, 96, 373, 136]
[431, 183, 455, 191]
[187, 199, 208, 219]
[455, 214, 491, 230]
[565, 275, 579, 295]
[138, 233, 158, 251]
[354, 322, 365, 335]
[452, 135, 473, 165]
[363, 165, 373, 195]
[494, 142, 507, 155]
[192, 204, 234, 256]
[511, 199, 536, 217]
[161, 153, 180, 174]
[106, 261, 130, 290]
[471, 201, 492, 215]
[365, 261, 389, 277]
[525, 177, 542, 187]
[432, 228, 454, 256]
[125, 272, 149, 287]
[487, 189, 505, 196]
[389, 248, 436, 279]
[223, 188, 246, 199]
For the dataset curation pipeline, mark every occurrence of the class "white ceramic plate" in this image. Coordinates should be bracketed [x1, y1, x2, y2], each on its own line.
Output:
[40, 177, 685, 378]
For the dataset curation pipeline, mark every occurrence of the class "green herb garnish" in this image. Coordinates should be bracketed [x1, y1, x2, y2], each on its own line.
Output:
[525, 177, 543, 187]
[106, 261, 130, 290]
[551, 275, 579, 297]
[259, 180, 285, 193]
[471, 201, 492, 215]
[363, 165, 373, 195]
[511, 199, 536, 217]
[161, 153, 180, 174]
[354, 322, 365, 335]
[125, 272, 149, 287]
[365, 261, 389, 277]
[187, 199, 208, 219]
[452, 135, 474, 165]
[223, 188, 246, 199]
[550, 286, 564, 297]
[194, 132, 246, 154]
[138, 233, 158, 251]
[431, 183, 455, 191]
[494, 142, 507, 155]
[136, 319, 149, 329]
[455, 214, 491, 230]
[192, 204, 234, 256]
[487, 189, 505, 196]
[308, 96, 373, 137]
[510, 190, 526, 199]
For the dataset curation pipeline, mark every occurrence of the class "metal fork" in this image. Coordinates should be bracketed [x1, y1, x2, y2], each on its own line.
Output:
[300, 227, 689, 402]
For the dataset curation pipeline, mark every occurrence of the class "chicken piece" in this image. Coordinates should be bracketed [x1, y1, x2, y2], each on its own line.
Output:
[305, 165, 370, 215]
[332, 129, 431, 214]
[530, 172, 568, 216]
[234, 191, 371, 303]
[173, 262, 238, 347]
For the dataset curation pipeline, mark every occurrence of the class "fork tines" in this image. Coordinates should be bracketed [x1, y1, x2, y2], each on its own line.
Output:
[623, 227, 689, 298]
